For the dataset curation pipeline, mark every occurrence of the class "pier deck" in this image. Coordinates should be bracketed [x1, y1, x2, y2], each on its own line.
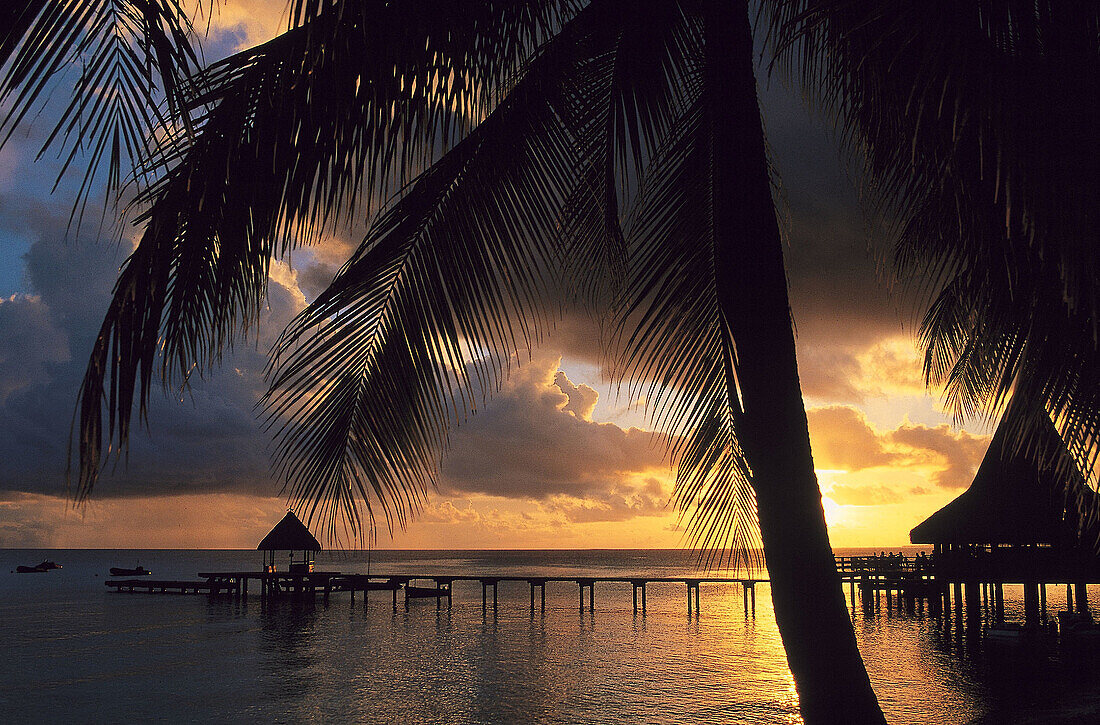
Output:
[185, 570, 771, 613]
[106, 555, 942, 617]
[105, 578, 236, 595]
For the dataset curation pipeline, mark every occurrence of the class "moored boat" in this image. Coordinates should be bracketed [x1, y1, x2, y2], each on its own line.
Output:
[110, 566, 151, 576]
[15, 560, 61, 573]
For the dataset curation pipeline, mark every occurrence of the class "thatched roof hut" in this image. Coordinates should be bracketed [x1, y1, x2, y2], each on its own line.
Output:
[259, 511, 322, 551]
[910, 407, 1100, 549]
[258, 511, 321, 572]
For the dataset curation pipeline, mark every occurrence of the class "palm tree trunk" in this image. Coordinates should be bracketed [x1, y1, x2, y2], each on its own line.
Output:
[705, 2, 886, 722]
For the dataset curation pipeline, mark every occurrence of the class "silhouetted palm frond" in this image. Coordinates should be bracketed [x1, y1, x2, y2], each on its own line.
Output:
[262, 0, 703, 540]
[74, 0, 577, 502]
[0, 0, 202, 215]
[616, 88, 763, 572]
[768, 0, 1100, 480]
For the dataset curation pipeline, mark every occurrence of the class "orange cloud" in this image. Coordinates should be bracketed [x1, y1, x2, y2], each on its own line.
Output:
[440, 355, 672, 504]
[206, 0, 290, 50]
[827, 484, 904, 506]
[554, 371, 599, 420]
[808, 404, 989, 489]
[808, 406, 898, 471]
[890, 423, 988, 489]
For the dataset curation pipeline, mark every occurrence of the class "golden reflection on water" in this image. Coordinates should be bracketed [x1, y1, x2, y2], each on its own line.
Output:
[238, 581, 812, 724]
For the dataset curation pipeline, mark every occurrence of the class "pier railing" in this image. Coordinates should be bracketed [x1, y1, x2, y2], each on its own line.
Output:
[834, 555, 930, 577]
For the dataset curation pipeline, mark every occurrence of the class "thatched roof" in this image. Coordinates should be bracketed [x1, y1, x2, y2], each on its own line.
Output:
[257, 511, 322, 551]
[910, 408, 1098, 546]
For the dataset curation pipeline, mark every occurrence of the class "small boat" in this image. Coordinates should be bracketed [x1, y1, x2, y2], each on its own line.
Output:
[110, 566, 151, 576]
[15, 560, 62, 573]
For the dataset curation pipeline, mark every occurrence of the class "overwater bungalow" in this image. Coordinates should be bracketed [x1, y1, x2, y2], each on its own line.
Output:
[258, 511, 322, 574]
[911, 404, 1100, 625]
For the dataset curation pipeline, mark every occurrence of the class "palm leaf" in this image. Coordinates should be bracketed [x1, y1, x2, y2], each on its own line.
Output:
[74, 0, 577, 502]
[612, 12, 763, 573]
[0, 0, 202, 215]
[262, 0, 705, 540]
[767, 0, 1100, 481]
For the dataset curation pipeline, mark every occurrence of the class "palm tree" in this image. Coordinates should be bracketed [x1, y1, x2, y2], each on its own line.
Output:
[9, 1, 1097, 722]
[5, 2, 885, 720]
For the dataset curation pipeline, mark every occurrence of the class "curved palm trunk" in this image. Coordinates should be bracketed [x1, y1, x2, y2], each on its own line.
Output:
[705, 3, 885, 722]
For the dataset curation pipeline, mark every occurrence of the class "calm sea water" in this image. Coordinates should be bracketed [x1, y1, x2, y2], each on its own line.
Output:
[2, 547, 1099, 724]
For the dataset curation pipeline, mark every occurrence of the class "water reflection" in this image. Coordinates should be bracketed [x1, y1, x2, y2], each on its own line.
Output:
[8, 550, 1100, 723]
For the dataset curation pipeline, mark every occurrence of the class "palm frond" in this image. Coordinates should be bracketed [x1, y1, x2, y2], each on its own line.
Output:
[74, 0, 577, 502]
[261, 0, 704, 540]
[767, 0, 1100, 480]
[616, 110, 764, 572]
[0, 0, 202, 215]
[612, 8, 764, 574]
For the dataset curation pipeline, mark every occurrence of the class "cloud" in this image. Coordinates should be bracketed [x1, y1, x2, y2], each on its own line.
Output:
[0, 21, 988, 547]
[0, 204, 305, 500]
[554, 370, 599, 420]
[543, 476, 670, 523]
[826, 484, 905, 506]
[439, 355, 674, 515]
[0, 491, 288, 548]
[808, 406, 898, 471]
[890, 423, 989, 489]
[808, 404, 991, 501]
[0, 218, 677, 531]
[417, 500, 483, 525]
[0, 294, 68, 402]
[205, 0, 292, 52]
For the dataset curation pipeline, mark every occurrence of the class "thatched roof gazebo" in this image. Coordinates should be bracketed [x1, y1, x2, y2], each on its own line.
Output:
[258, 511, 321, 573]
[910, 403, 1100, 585]
[911, 421, 1090, 547]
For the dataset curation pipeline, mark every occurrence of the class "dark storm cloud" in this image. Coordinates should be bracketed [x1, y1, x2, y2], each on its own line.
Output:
[758, 80, 918, 403]
[0, 293, 68, 401]
[0, 203, 674, 524]
[0, 201, 302, 499]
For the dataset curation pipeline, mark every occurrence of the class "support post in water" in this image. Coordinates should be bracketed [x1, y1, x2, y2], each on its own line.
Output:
[527, 579, 546, 613]
[631, 580, 647, 615]
[686, 580, 700, 615]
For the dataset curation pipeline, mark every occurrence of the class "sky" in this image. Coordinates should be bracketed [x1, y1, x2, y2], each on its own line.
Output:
[0, 2, 994, 550]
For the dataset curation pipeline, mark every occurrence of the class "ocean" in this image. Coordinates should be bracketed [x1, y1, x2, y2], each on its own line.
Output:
[2, 547, 1099, 724]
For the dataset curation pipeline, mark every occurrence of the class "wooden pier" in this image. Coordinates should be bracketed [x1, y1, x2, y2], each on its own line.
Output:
[102, 554, 947, 615]
[102, 567, 769, 615]
[203, 570, 769, 615]
[105, 578, 237, 595]
[101, 554, 966, 621]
